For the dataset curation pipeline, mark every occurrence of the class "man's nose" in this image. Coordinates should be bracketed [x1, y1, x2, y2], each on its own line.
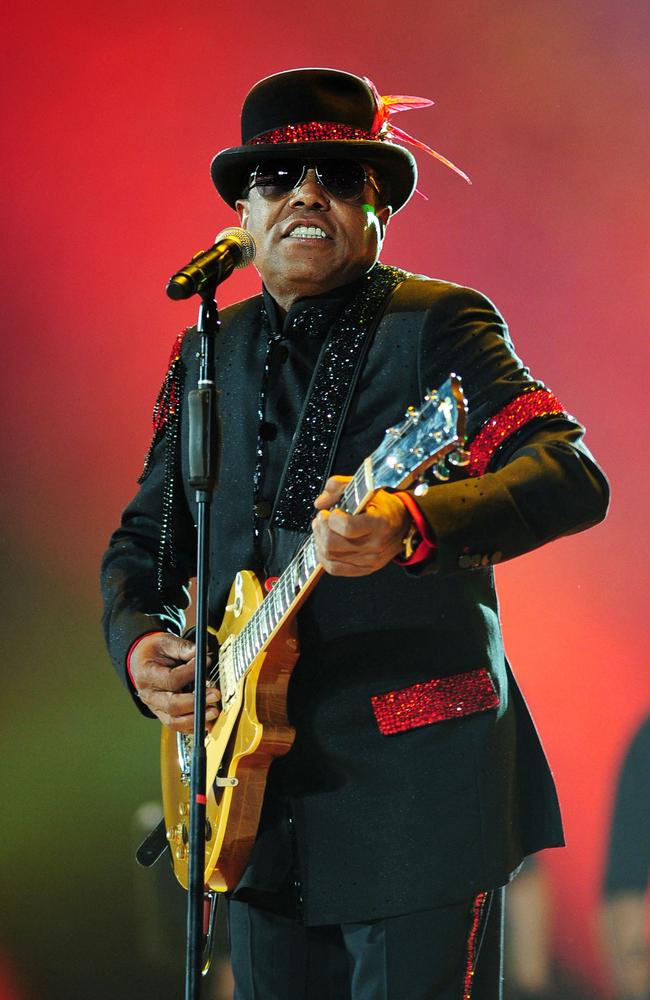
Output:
[289, 168, 330, 209]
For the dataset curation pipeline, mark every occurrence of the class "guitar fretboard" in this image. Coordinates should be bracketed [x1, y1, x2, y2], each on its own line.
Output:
[223, 461, 371, 684]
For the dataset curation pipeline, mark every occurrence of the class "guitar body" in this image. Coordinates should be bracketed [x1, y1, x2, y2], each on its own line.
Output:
[161, 569, 299, 892]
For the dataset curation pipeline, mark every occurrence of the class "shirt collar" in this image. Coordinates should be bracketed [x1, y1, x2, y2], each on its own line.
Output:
[262, 270, 371, 341]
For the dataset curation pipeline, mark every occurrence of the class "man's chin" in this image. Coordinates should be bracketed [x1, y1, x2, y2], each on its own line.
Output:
[277, 255, 341, 292]
[260, 256, 375, 309]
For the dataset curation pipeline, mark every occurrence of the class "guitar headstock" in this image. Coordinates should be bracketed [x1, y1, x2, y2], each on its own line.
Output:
[370, 375, 468, 491]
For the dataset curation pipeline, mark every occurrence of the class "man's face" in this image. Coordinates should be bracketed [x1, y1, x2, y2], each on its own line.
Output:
[236, 161, 391, 311]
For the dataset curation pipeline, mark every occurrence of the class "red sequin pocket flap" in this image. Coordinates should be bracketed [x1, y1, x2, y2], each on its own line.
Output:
[370, 668, 500, 736]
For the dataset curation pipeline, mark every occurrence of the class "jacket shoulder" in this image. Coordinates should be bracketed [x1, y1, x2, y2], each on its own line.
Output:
[179, 293, 264, 357]
[395, 274, 505, 323]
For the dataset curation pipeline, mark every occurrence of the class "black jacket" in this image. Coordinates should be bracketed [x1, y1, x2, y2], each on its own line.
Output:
[101, 270, 609, 923]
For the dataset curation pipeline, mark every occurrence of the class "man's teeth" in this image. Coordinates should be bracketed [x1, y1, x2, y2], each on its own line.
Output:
[288, 226, 328, 239]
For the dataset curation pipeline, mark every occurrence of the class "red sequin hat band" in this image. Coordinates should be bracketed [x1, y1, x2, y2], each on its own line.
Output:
[247, 107, 471, 187]
[249, 122, 377, 144]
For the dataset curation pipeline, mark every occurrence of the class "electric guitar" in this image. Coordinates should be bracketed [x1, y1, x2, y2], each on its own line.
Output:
[161, 375, 468, 892]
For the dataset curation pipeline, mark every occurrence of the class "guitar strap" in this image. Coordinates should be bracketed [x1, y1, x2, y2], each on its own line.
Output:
[269, 263, 409, 537]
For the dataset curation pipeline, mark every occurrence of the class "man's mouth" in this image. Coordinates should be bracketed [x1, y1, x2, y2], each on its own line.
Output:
[285, 225, 330, 240]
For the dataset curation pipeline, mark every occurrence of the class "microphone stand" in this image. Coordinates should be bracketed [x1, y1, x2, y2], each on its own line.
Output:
[185, 281, 220, 1000]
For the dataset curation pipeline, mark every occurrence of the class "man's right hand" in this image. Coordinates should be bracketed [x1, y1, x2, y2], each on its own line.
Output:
[129, 631, 221, 732]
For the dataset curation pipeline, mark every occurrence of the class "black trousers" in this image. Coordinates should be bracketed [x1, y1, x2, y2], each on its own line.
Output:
[229, 888, 504, 1000]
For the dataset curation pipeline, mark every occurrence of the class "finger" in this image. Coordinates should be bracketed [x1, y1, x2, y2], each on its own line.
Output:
[137, 647, 214, 686]
[313, 509, 376, 541]
[145, 688, 196, 717]
[161, 715, 195, 733]
[314, 518, 400, 572]
[143, 686, 221, 722]
[313, 476, 351, 510]
[154, 633, 197, 665]
[314, 530, 389, 567]
[131, 633, 197, 674]
[315, 534, 387, 565]
[131, 656, 196, 693]
[156, 705, 220, 733]
[318, 555, 382, 577]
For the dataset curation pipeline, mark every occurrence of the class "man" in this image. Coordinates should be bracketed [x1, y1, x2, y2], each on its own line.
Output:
[101, 68, 609, 999]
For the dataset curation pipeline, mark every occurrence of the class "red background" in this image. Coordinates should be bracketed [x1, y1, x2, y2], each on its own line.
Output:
[2, 1, 648, 997]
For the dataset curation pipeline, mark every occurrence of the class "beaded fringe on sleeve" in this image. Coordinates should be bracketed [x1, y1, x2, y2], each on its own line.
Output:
[139, 329, 188, 590]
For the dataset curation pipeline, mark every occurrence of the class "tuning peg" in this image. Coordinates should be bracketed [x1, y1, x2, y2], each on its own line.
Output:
[424, 388, 439, 403]
[448, 447, 470, 467]
[413, 478, 430, 497]
[432, 461, 450, 482]
[404, 405, 420, 423]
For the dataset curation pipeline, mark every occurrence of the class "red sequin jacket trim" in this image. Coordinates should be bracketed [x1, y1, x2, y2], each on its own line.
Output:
[370, 668, 499, 736]
[468, 388, 566, 477]
[463, 892, 489, 999]
[151, 329, 188, 434]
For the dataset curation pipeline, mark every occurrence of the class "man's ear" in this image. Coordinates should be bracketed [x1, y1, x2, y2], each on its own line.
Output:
[377, 205, 391, 238]
[235, 200, 249, 227]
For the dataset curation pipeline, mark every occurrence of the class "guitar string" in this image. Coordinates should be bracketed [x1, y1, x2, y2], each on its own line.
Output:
[211, 468, 365, 695]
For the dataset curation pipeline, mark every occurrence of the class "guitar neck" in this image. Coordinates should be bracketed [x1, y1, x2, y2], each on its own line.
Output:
[230, 460, 375, 681]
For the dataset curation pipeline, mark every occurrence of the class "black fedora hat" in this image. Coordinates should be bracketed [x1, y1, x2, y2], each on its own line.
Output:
[210, 68, 419, 214]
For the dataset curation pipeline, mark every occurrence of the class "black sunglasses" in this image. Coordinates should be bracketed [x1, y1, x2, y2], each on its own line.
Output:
[247, 159, 379, 202]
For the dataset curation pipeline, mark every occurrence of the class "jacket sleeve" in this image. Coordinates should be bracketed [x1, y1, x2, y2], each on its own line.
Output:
[406, 282, 610, 575]
[100, 337, 197, 710]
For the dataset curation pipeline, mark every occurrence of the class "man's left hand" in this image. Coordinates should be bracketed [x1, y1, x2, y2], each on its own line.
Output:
[312, 476, 410, 577]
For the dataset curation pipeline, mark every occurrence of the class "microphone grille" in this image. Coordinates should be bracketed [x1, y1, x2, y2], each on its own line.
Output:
[216, 227, 256, 268]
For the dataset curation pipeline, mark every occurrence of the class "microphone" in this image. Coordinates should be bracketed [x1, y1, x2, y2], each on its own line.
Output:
[166, 227, 256, 300]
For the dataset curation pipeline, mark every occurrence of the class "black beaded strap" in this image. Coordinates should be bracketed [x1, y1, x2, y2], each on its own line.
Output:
[271, 263, 408, 533]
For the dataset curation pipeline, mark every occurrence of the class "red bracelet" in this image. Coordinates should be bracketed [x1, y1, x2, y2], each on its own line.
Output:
[394, 493, 437, 566]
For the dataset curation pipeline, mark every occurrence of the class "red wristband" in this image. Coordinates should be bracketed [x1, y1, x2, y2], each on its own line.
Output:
[394, 492, 437, 566]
